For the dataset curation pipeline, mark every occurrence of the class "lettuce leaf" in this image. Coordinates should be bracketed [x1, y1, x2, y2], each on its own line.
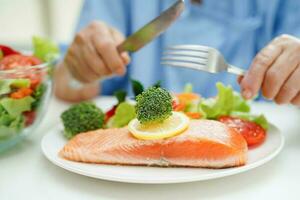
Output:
[0, 105, 25, 139]
[107, 102, 136, 128]
[200, 82, 250, 119]
[0, 96, 35, 116]
[0, 79, 30, 95]
[32, 36, 59, 62]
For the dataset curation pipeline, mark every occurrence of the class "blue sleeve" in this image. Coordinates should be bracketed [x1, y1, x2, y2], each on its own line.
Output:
[76, 0, 132, 95]
[273, 0, 300, 37]
[76, 0, 130, 35]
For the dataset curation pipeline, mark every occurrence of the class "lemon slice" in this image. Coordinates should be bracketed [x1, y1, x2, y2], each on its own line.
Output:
[128, 111, 189, 140]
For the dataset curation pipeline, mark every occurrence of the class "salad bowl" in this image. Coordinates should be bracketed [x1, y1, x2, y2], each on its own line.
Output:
[0, 37, 59, 152]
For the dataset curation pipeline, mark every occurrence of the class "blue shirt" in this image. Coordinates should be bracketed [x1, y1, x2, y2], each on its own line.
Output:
[76, 0, 300, 97]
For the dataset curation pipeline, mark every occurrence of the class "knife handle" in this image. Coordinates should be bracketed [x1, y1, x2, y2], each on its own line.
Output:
[117, 43, 126, 53]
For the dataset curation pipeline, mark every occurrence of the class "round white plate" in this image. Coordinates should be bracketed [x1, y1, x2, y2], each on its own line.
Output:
[41, 123, 284, 184]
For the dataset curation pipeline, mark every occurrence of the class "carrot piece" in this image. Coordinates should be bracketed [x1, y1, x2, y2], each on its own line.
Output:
[10, 88, 33, 99]
[173, 102, 186, 112]
[176, 93, 200, 104]
[185, 112, 202, 119]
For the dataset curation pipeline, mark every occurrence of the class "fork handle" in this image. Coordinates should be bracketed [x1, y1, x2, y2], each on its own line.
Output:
[227, 65, 246, 76]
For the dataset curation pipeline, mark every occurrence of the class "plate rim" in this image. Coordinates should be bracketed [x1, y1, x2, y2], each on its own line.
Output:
[41, 124, 284, 184]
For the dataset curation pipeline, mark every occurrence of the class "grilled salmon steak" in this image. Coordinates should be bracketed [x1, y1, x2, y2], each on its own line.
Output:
[59, 120, 247, 168]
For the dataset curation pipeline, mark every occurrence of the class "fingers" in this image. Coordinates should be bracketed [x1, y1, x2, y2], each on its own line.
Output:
[66, 43, 99, 83]
[110, 28, 131, 65]
[240, 43, 282, 99]
[237, 75, 243, 84]
[81, 40, 111, 78]
[91, 22, 126, 75]
[261, 48, 299, 99]
[274, 65, 300, 104]
[291, 93, 300, 107]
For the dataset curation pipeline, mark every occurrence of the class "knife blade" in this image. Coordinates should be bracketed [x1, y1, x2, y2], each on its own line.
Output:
[117, 0, 185, 53]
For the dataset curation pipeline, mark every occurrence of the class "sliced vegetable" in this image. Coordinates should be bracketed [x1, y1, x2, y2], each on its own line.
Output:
[129, 111, 189, 140]
[230, 111, 269, 130]
[10, 88, 33, 99]
[0, 96, 35, 116]
[185, 112, 202, 119]
[0, 45, 20, 57]
[107, 102, 136, 128]
[0, 79, 30, 96]
[219, 116, 266, 147]
[24, 111, 36, 126]
[32, 36, 59, 62]
[0, 105, 24, 138]
[0, 54, 41, 70]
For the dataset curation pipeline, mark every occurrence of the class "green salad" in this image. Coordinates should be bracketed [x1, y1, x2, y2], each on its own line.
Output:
[0, 37, 59, 139]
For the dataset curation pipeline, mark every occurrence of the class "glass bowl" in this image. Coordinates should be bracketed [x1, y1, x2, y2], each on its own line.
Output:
[0, 61, 54, 152]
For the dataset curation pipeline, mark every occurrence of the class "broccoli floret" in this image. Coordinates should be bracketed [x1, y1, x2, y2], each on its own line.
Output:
[136, 87, 172, 124]
[60, 102, 104, 139]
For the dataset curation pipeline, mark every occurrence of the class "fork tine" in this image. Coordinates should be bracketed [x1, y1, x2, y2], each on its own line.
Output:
[166, 45, 210, 52]
[161, 61, 215, 73]
[161, 56, 207, 65]
[163, 50, 208, 58]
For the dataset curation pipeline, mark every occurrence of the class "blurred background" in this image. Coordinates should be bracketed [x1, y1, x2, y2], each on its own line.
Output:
[0, 0, 83, 50]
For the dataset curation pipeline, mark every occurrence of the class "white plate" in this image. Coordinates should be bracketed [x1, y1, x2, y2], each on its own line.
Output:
[41, 123, 284, 184]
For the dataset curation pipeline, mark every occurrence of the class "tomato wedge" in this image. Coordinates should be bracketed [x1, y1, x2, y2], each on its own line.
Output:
[218, 116, 266, 147]
[0, 45, 20, 57]
[24, 111, 36, 126]
[0, 54, 41, 70]
[0, 54, 44, 88]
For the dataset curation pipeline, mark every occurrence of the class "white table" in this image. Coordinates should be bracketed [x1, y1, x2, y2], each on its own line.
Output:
[1, 97, 300, 200]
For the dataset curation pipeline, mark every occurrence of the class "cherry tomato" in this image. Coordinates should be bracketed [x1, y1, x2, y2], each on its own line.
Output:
[218, 116, 266, 147]
[0, 54, 41, 70]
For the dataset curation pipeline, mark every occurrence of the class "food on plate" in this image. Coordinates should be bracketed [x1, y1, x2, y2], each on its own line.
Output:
[60, 120, 247, 168]
[128, 111, 189, 140]
[135, 86, 173, 124]
[59, 81, 269, 168]
[106, 102, 136, 128]
[0, 37, 59, 139]
[219, 116, 266, 147]
[61, 102, 105, 139]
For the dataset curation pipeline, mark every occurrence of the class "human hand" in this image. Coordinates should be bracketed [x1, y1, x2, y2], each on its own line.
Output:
[239, 34, 300, 106]
[63, 21, 130, 83]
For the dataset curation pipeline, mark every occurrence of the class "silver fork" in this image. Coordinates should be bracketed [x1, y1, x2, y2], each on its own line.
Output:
[161, 45, 245, 75]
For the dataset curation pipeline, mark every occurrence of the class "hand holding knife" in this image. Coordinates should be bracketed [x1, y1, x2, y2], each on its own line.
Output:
[69, 0, 185, 88]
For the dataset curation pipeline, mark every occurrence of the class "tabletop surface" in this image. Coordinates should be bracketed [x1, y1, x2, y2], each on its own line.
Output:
[1, 96, 300, 200]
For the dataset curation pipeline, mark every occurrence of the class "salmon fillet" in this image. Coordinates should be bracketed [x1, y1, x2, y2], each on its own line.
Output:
[59, 120, 247, 168]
